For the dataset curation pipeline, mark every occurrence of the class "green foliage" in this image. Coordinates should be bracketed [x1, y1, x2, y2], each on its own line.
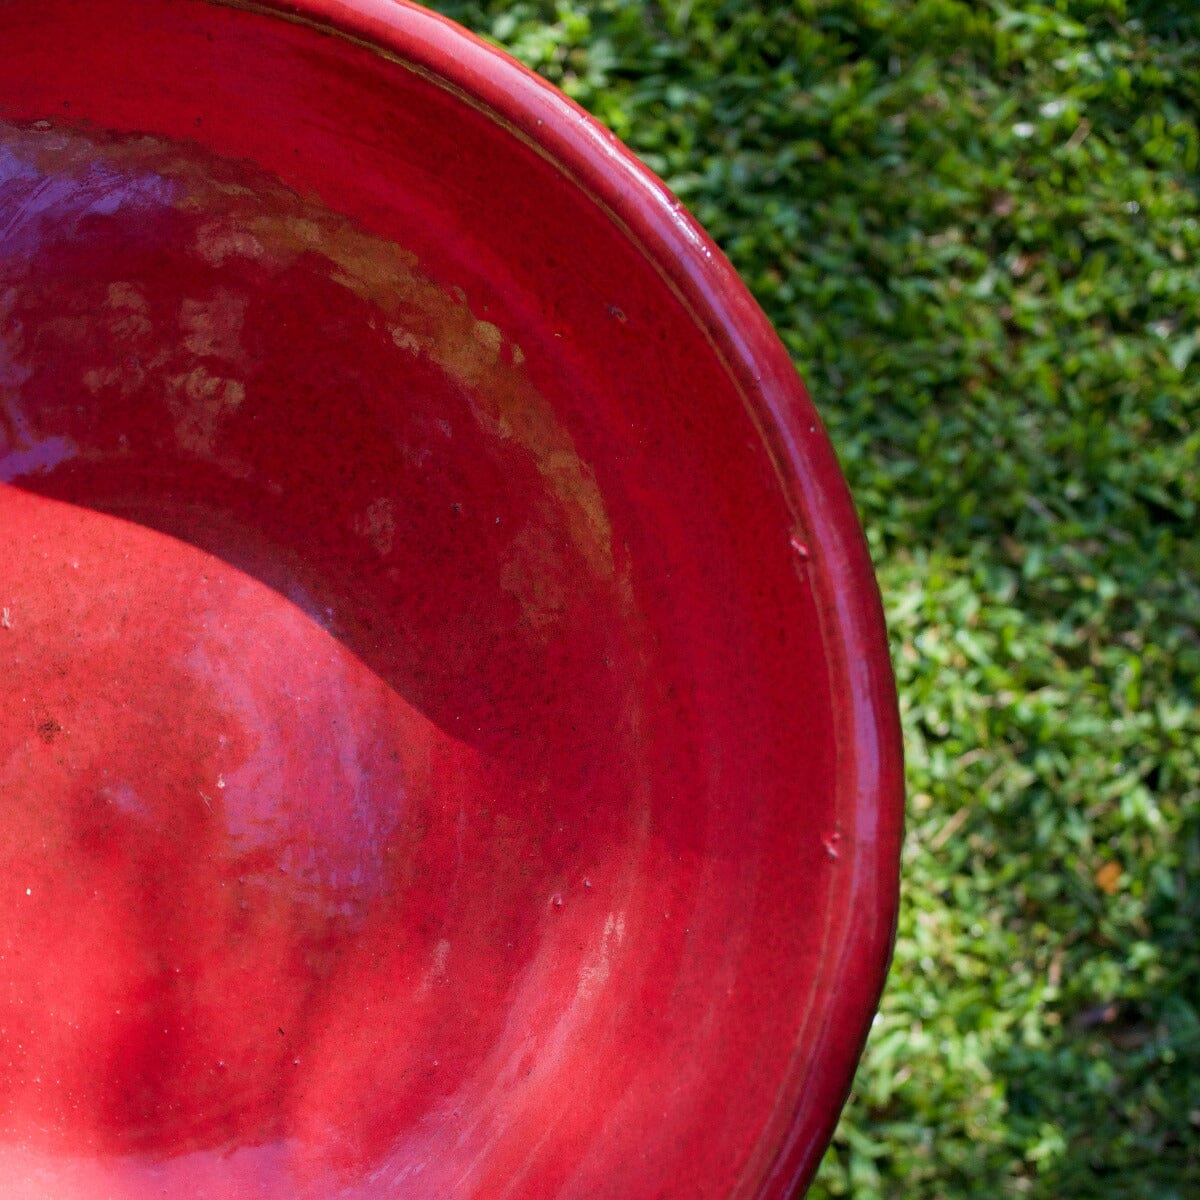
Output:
[431, 1, 1199, 1194]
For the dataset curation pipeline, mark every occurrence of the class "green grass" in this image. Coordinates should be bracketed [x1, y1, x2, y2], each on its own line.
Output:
[428, 2, 1200, 1195]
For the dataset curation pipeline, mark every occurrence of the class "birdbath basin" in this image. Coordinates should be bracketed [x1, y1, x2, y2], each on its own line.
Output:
[0, 2, 903, 1197]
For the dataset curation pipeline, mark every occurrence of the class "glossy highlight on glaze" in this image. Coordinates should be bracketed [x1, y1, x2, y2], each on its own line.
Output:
[0, 3, 904, 1198]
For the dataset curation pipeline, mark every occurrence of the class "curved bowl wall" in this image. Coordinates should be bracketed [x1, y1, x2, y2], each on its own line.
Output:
[0, 2, 904, 1197]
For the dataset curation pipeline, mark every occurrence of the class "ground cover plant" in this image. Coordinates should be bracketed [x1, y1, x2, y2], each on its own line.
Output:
[431, 2, 1200, 1195]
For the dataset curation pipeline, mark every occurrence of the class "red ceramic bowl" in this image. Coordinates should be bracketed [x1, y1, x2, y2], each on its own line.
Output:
[0, 2, 902, 1197]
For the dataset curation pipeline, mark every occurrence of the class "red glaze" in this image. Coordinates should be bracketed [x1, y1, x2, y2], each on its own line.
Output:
[0, 3, 903, 1197]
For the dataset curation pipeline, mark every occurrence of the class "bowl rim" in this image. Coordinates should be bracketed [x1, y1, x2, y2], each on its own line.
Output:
[205, 2, 906, 1193]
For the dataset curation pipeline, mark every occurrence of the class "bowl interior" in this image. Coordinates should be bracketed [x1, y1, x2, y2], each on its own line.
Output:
[0, 2, 900, 1197]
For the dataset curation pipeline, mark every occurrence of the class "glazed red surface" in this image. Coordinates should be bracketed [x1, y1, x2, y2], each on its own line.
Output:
[0, 2, 903, 1198]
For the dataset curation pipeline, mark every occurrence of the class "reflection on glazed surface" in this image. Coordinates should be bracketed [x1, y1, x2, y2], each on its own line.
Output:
[0, 119, 650, 1191]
